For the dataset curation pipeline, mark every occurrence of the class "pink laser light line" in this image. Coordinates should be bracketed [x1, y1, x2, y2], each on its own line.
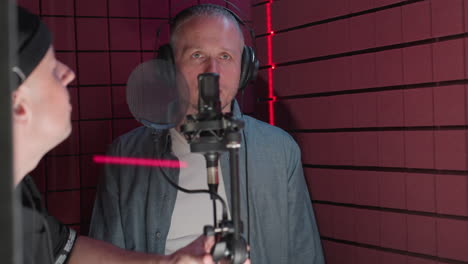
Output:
[266, 2, 275, 125]
[93, 155, 187, 168]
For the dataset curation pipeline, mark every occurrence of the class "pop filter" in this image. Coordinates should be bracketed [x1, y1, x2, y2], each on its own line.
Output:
[126, 59, 189, 130]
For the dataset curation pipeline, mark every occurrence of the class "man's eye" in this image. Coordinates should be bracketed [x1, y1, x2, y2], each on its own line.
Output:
[192, 53, 202, 59]
[220, 54, 231, 60]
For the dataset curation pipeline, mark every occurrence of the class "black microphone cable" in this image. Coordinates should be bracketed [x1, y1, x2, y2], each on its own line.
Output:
[159, 163, 229, 221]
[240, 108, 250, 246]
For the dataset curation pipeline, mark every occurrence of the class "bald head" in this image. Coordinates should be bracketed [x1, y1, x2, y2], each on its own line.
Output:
[170, 4, 244, 48]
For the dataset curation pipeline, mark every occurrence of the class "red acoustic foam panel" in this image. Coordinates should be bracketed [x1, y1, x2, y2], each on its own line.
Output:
[329, 170, 356, 204]
[407, 215, 437, 255]
[109, 0, 139, 17]
[355, 247, 380, 264]
[354, 208, 380, 245]
[80, 155, 102, 188]
[433, 85, 466, 126]
[112, 119, 142, 140]
[402, 1, 431, 42]
[79, 120, 112, 154]
[350, 14, 375, 51]
[112, 86, 133, 118]
[109, 19, 141, 50]
[379, 251, 407, 264]
[375, 49, 403, 87]
[41, 0, 74, 16]
[436, 174, 468, 216]
[434, 130, 467, 170]
[404, 88, 434, 126]
[76, 18, 109, 51]
[47, 156, 80, 190]
[375, 7, 402, 46]
[47, 191, 81, 224]
[76, 0, 107, 16]
[110, 52, 142, 84]
[327, 19, 351, 54]
[312, 203, 334, 237]
[305, 168, 334, 202]
[326, 0, 350, 18]
[252, 5, 267, 34]
[42, 17, 76, 51]
[431, 0, 464, 37]
[329, 57, 352, 92]
[351, 53, 376, 90]
[437, 218, 468, 262]
[380, 211, 407, 251]
[353, 93, 378, 128]
[354, 171, 379, 207]
[433, 39, 465, 82]
[404, 131, 435, 169]
[140, 0, 169, 18]
[403, 44, 433, 84]
[406, 173, 436, 213]
[353, 132, 379, 166]
[273, 61, 331, 97]
[79, 86, 112, 120]
[377, 90, 404, 127]
[374, 0, 402, 8]
[407, 256, 437, 264]
[271, 0, 327, 32]
[81, 189, 97, 226]
[332, 206, 357, 241]
[328, 95, 353, 128]
[378, 131, 405, 168]
[379, 172, 406, 209]
[272, 24, 328, 64]
[330, 132, 355, 165]
[77, 52, 111, 85]
[323, 241, 357, 264]
[350, 0, 374, 13]
[170, 0, 198, 17]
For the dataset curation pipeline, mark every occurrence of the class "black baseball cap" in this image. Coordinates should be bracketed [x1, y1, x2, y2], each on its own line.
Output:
[12, 6, 52, 88]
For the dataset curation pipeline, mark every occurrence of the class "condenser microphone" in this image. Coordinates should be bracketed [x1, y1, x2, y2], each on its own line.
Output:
[198, 73, 221, 117]
[197, 73, 222, 193]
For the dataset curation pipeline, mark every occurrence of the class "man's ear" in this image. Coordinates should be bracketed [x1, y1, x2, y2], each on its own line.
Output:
[11, 86, 30, 123]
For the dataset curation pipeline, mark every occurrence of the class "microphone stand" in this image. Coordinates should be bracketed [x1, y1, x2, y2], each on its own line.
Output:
[181, 73, 248, 264]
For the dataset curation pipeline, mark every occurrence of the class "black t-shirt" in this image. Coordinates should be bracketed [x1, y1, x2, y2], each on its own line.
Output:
[18, 176, 77, 264]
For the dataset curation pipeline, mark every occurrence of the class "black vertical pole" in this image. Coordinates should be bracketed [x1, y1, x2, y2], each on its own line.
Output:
[0, 1, 20, 264]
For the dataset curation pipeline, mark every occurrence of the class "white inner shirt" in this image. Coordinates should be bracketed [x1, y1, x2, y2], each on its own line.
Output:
[165, 129, 229, 255]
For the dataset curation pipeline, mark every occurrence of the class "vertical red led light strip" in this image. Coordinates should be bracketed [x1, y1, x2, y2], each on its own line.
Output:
[266, 1, 275, 125]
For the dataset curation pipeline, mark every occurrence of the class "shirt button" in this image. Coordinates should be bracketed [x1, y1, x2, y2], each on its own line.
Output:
[155, 232, 161, 238]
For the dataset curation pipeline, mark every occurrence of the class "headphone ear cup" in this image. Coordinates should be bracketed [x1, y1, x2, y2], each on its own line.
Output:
[157, 44, 175, 64]
[156, 44, 177, 88]
[239, 46, 259, 92]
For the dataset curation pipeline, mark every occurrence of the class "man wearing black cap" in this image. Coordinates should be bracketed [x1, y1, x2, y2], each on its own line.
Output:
[11, 6, 214, 264]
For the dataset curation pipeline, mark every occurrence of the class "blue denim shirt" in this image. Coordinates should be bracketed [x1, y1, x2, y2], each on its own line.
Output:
[89, 103, 325, 264]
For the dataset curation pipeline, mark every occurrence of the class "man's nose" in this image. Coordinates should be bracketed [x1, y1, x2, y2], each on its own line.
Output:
[63, 68, 76, 86]
[204, 57, 219, 73]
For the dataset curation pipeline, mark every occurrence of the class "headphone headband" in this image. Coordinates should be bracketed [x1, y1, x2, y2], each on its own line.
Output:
[170, 4, 246, 30]
[157, 4, 259, 91]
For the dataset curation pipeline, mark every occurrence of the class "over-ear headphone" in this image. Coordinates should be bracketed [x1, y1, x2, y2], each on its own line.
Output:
[156, 4, 259, 92]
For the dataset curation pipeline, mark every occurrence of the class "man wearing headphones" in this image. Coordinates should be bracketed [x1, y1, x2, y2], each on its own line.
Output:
[90, 4, 324, 264]
[11, 6, 215, 264]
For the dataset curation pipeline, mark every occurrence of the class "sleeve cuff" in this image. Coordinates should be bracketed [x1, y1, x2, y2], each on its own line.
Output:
[54, 229, 77, 264]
